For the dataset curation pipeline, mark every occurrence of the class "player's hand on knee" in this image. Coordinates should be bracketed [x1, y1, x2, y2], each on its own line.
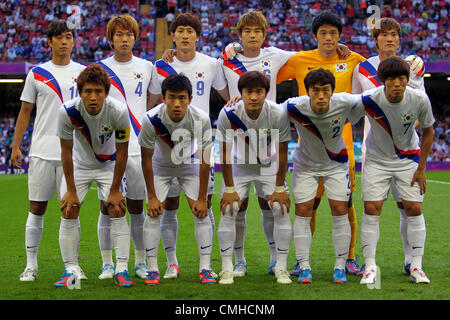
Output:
[268, 191, 290, 215]
[162, 49, 176, 63]
[411, 168, 426, 195]
[221, 43, 242, 60]
[147, 196, 164, 218]
[61, 191, 80, 219]
[11, 148, 22, 169]
[220, 192, 241, 216]
[193, 199, 208, 219]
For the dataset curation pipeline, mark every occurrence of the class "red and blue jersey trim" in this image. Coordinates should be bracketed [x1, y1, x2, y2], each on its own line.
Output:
[148, 113, 175, 149]
[223, 57, 247, 76]
[155, 60, 178, 78]
[63, 104, 117, 163]
[97, 61, 142, 138]
[362, 95, 420, 163]
[287, 102, 348, 163]
[32, 66, 63, 103]
[358, 60, 382, 87]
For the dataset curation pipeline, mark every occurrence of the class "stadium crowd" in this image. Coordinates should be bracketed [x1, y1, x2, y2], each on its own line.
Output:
[0, 0, 448, 167]
[0, 0, 448, 63]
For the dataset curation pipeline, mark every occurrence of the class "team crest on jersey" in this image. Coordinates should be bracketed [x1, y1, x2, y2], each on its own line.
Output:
[134, 73, 144, 81]
[195, 72, 205, 79]
[100, 124, 113, 135]
[402, 113, 415, 123]
[335, 63, 347, 72]
[261, 60, 271, 69]
[330, 117, 342, 127]
[71, 77, 78, 85]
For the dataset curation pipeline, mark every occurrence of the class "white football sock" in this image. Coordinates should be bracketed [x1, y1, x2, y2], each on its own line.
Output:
[129, 211, 145, 265]
[261, 209, 276, 264]
[97, 212, 113, 265]
[110, 216, 130, 273]
[361, 213, 380, 267]
[217, 202, 239, 272]
[332, 214, 351, 270]
[407, 214, 426, 271]
[293, 215, 312, 270]
[144, 215, 161, 272]
[160, 209, 178, 266]
[59, 217, 80, 270]
[398, 208, 411, 265]
[25, 212, 44, 269]
[234, 209, 247, 264]
[272, 203, 292, 271]
[193, 214, 213, 272]
[208, 206, 216, 237]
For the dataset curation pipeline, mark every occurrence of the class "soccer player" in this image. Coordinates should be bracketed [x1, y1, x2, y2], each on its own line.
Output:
[139, 73, 215, 285]
[149, 12, 229, 279]
[277, 11, 366, 276]
[216, 71, 292, 285]
[54, 64, 134, 287]
[219, 10, 349, 278]
[352, 17, 426, 276]
[96, 14, 161, 280]
[354, 57, 434, 284]
[11, 20, 86, 282]
[286, 68, 362, 284]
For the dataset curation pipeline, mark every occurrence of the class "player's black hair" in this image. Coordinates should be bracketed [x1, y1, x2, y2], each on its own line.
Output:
[237, 71, 270, 95]
[47, 19, 76, 40]
[311, 12, 342, 35]
[304, 68, 336, 92]
[169, 12, 202, 36]
[77, 64, 111, 94]
[161, 73, 193, 97]
[377, 56, 410, 83]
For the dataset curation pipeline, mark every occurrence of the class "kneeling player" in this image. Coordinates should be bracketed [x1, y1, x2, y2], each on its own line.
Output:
[139, 73, 215, 285]
[354, 57, 434, 285]
[286, 68, 362, 284]
[216, 71, 292, 285]
[55, 64, 133, 287]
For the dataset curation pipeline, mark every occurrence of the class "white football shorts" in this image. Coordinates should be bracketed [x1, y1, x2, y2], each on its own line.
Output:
[28, 157, 63, 201]
[154, 174, 200, 202]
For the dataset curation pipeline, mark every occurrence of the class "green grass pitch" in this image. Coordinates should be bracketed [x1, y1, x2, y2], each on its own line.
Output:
[0, 171, 449, 301]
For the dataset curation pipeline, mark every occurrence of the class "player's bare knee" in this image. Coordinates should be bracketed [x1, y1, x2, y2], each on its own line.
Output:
[295, 199, 315, 217]
[402, 201, 423, 216]
[29, 201, 47, 215]
[364, 201, 383, 215]
[100, 201, 108, 215]
[165, 196, 180, 210]
[127, 198, 143, 214]
[239, 197, 249, 212]
[257, 196, 270, 210]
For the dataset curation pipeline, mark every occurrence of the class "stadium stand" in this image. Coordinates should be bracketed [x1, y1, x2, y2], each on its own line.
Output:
[0, 0, 448, 169]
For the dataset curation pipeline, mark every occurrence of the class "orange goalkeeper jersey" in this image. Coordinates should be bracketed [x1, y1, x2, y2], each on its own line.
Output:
[277, 49, 366, 148]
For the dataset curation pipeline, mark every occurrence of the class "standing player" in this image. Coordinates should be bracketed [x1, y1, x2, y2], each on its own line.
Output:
[96, 14, 160, 280]
[277, 12, 366, 276]
[216, 71, 292, 285]
[352, 17, 426, 276]
[149, 13, 229, 279]
[219, 10, 349, 277]
[11, 20, 86, 282]
[139, 74, 215, 285]
[286, 68, 362, 284]
[354, 57, 434, 284]
[54, 64, 133, 287]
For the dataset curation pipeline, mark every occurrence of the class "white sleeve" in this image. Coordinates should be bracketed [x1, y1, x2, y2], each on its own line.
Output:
[20, 70, 37, 104]
[201, 117, 213, 150]
[349, 94, 365, 125]
[276, 107, 291, 143]
[212, 58, 228, 91]
[138, 114, 156, 149]
[149, 65, 162, 95]
[418, 93, 435, 129]
[351, 64, 363, 94]
[56, 105, 74, 140]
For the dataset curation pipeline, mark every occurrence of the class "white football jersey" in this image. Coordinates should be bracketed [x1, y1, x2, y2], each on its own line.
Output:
[57, 96, 130, 170]
[352, 86, 435, 170]
[220, 47, 295, 102]
[98, 56, 157, 156]
[139, 103, 213, 175]
[20, 60, 85, 160]
[216, 99, 291, 175]
[286, 93, 363, 172]
[150, 52, 227, 114]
